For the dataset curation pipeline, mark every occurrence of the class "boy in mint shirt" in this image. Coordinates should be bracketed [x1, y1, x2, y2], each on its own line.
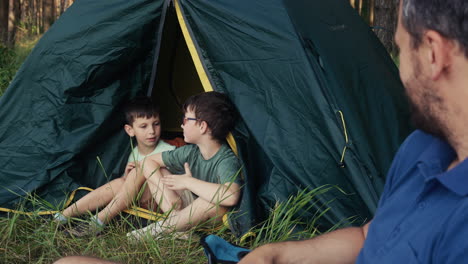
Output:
[127, 91, 242, 240]
[55, 97, 175, 236]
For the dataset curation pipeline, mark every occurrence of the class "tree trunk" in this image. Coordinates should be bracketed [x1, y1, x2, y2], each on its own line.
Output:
[369, 0, 375, 26]
[60, 0, 71, 14]
[32, 0, 38, 34]
[358, 0, 363, 15]
[42, 0, 54, 32]
[7, 0, 20, 46]
[55, 0, 60, 19]
[373, 0, 398, 56]
[39, 0, 42, 32]
[59, 0, 64, 15]
[37, 0, 42, 33]
[0, 0, 9, 45]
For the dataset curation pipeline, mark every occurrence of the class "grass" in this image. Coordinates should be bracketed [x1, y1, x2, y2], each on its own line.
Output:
[0, 214, 207, 263]
[0, 36, 40, 97]
[0, 185, 353, 264]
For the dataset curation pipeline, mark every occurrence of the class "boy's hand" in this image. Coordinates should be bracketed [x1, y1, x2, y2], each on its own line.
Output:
[124, 162, 136, 177]
[161, 163, 193, 190]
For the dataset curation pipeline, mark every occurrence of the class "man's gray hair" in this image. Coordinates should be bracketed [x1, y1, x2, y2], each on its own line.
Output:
[401, 0, 468, 57]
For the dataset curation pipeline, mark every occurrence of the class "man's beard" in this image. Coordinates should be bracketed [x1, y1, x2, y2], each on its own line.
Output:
[404, 58, 449, 142]
[407, 88, 448, 141]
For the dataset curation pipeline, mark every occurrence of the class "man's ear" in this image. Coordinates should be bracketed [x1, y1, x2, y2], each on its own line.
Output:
[424, 30, 454, 80]
[124, 124, 134, 137]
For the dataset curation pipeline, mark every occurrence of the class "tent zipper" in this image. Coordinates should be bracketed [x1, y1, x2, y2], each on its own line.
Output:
[147, 0, 172, 96]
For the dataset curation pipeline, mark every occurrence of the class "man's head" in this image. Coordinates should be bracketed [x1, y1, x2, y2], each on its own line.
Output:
[400, 0, 468, 58]
[181, 91, 238, 143]
[123, 96, 161, 150]
[396, 0, 468, 141]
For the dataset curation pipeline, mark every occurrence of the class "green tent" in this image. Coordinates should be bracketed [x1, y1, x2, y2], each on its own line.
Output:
[0, 0, 411, 236]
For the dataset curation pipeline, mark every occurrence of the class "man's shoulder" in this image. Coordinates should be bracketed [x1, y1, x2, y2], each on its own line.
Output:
[403, 130, 436, 147]
[394, 130, 437, 160]
[384, 130, 439, 183]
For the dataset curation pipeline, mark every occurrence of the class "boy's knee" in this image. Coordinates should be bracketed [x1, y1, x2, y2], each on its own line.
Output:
[144, 162, 164, 180]
[213, 205, 229, 217]
[115, 177, 125, 185]
[170, 200, 183, 211]
[200, 202, 229, 219]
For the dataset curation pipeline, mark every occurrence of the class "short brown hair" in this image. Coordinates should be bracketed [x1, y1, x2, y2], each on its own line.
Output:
[123, 96, 160, 125]
[183, 91, 238, 142]
[401, 0, 468, 57]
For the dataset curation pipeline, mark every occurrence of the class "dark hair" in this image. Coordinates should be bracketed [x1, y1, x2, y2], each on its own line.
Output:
[123, 96, 160, 125]
[183, 91, 238, 142]
[401, 0, 468, 57]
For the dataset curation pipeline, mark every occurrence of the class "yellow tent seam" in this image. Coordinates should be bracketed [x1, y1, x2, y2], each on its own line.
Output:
[338, 110, 349, 167]
[174, 0, 238, 155]
[174, 0, 213, 92]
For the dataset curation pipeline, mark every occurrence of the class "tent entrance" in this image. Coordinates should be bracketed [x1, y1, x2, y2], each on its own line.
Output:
[150, 3, 205, 137]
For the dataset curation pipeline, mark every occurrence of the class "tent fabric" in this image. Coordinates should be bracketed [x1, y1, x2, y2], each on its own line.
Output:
[0, 0, 411, 236]
[0, 0, 166, 208]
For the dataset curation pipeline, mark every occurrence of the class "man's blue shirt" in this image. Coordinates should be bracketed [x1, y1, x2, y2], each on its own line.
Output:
[356, 130, 468, 263]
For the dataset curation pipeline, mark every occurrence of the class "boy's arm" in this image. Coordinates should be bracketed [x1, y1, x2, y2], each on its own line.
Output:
[186, 178, 241, 207]
[145, 152, 166, 167]
[161, 163, 241, 207]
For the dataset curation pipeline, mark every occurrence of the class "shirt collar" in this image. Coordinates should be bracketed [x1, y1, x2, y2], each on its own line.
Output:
[417, 134, 468, 196]
[438, 158, 468, 196]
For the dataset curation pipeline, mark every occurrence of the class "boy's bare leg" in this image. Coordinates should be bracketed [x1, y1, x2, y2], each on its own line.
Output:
[94, 167, 148, 224]
[61, 177, 125, 218]
[53, 256, 120, 264]
[143, 164, 183, 212]
[127, 198, 227, 240]
[164, 198, 228, 231]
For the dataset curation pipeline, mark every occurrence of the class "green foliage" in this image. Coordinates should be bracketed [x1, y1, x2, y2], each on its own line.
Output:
[238, 185, 358, 249]
[0, 45, 17, 97]
[0, 37, 38, 97]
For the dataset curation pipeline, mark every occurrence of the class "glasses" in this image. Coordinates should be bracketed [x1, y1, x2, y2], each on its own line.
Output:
[182, 116, 198, 125]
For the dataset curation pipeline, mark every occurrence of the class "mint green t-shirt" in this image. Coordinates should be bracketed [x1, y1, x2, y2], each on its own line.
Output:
[162, 144, 241, 185]
[127, 140, 175, 163]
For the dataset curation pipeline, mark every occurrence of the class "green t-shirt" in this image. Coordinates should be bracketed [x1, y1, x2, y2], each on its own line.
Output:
[162, 144, 241, 185]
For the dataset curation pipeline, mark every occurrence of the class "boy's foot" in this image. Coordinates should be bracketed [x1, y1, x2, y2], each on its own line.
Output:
[126, 221, 188, 241]
[63, 217, 105, 238]
[52, 212, 68, 225]
[64, 222, 104, 237]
